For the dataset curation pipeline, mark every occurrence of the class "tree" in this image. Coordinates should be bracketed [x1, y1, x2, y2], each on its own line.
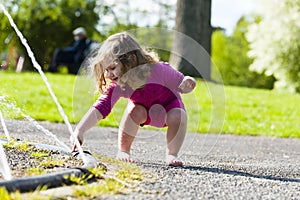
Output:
[170, 0, 212, 80]
[0, 0, 100, 71]
[247, 0, 300, 92]
[212, 16, 275, 89]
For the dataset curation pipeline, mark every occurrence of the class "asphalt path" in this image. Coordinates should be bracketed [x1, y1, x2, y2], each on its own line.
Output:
[3, 120, 300, 199]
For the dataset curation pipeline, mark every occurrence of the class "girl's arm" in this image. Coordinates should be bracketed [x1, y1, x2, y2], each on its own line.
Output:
[71, 107, 103, 150]
[178, 76, 196, 93]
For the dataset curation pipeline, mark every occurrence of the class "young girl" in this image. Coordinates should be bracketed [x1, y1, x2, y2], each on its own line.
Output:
[71, 32, 196, 166]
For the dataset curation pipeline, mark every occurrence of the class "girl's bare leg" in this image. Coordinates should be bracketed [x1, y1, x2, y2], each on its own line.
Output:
[165, 108, 187, 166]
[117, 103, 147, 162]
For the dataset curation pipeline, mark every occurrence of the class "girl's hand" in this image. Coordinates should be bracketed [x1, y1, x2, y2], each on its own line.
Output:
[70, 130, 83, 152]
[179, 76, 196, 93]
[69, 107, 103, 152]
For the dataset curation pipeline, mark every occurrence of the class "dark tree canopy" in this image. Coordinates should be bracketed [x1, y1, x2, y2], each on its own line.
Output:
[1, 0, 100, 71]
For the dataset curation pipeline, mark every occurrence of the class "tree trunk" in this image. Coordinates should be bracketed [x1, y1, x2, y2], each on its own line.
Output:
[170, 0, 212, 80]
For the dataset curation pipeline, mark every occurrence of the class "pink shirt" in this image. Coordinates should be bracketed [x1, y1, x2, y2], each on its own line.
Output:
[93, 62, 185, 126]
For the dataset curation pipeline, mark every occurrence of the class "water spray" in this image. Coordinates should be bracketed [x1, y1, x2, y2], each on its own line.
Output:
[0, 111, 10, 141]
[0, 110, 12, 180]
[0, 96, 70, 151]
[0, 143, 12, 180]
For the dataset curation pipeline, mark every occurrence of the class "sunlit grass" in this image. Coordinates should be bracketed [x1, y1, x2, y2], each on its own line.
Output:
[223, 86, 300, 138]
[3, 139, 33, 151]
[26, 167, 46, 177]
[1, 144, 144, 199]
[1, 71, 300, 138]
[30, 151, 49, 158]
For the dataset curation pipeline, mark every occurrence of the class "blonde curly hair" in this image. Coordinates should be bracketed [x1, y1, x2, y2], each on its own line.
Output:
[91, 32, 159, 93]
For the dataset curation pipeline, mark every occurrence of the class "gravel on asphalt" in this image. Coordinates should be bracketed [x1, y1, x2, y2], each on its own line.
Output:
[1, 119, 299, 199]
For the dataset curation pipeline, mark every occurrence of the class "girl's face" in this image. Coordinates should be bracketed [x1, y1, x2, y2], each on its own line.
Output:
[101, 58, 122, 82]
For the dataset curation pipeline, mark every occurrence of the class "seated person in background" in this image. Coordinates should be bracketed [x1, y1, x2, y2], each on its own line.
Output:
[48, 27, 91, 74]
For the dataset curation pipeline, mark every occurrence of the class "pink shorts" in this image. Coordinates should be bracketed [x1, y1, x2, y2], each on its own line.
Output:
[127, 99, 185, 128]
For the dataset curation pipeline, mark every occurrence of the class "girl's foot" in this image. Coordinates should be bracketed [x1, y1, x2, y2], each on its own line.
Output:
[166, 154, 183, 167]
[116, 151, 135, 163]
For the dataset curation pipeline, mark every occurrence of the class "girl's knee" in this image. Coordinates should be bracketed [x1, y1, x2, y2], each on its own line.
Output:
[130, 104, 147, 124]
[166, 108, 187, 126]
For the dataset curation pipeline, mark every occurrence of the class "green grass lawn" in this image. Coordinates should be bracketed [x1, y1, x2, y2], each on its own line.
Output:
[1, 71, 300, 138]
